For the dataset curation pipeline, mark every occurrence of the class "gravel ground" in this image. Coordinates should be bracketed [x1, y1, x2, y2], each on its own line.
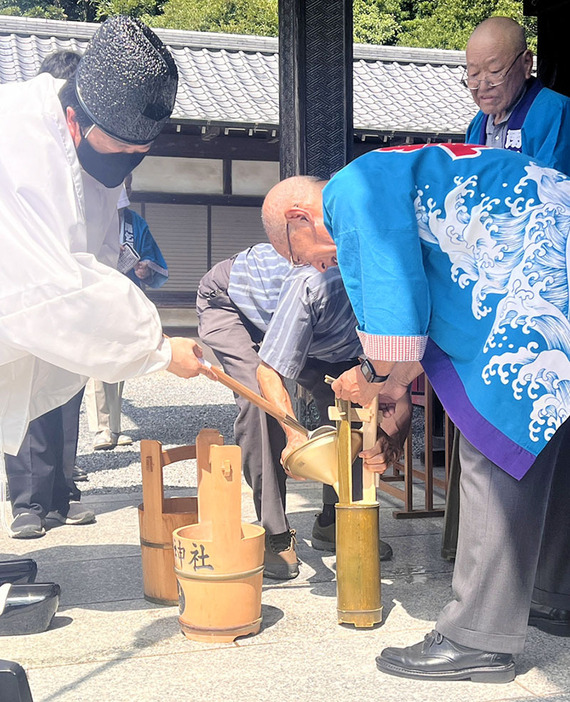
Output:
[75, 370, 426, 496]
[76, 371, 238, 495]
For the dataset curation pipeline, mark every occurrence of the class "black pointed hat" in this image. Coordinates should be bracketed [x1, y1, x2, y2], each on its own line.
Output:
[76, 16, 178, 145]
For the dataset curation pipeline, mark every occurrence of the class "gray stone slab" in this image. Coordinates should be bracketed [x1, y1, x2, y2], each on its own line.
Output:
[41, 553, 145, 607]
[515, 632, 570, 697]
[24, 634, 536, 702]
[2, 469, 566, 702]
[0, 564, 450, 671]
[242, 571, 453, 646]
[0, 601, 181, 668]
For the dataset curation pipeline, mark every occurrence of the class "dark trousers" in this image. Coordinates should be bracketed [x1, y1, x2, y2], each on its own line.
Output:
[5, 390, 83, 518]
[436, 422, 570, 653]
[197, 259, 359, 534]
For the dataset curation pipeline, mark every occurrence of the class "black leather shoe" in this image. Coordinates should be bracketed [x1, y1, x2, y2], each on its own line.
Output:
[72, 465, 88, 482]
[529, 602, 570, 637]
[375, 630, 515, 683]
[0, 660, 34, 702]
[0, 560, 37, 586]
[0, 583, 61, 636]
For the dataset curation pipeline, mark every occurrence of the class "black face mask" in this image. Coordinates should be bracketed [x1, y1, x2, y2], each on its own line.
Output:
[76, 134, 146, 189]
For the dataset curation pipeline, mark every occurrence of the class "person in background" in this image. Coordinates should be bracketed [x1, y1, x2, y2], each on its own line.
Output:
[85, 179, 169, 451]
[464, 16, 570, 173]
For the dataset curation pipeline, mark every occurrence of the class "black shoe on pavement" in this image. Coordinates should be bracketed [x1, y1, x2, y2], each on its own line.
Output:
[375, 630, 515, 683]
[10, 513, 45, 539]
[0, 560, 37, 586]
[45, 503, 96, 526]
[311, 514, 393, 561]
[0, 582, 61, 636]
[72, 465, 88, 482]
[529, 602, 570, 637]
[264, 529, 300, 580]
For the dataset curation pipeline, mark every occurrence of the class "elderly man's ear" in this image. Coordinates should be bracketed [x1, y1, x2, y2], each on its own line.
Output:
[521, 49, 533, 80]
[285, 207, 311, 225]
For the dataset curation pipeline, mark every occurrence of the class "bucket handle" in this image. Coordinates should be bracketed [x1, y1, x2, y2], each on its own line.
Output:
[196, 429, 243, 542]
[140, 439, 167, 536]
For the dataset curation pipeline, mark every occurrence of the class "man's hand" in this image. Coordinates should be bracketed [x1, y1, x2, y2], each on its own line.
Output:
[280, 432, 308, 479]
[166, 337, 217, 380]
[359, 428, 403, 475]
[331, 365, 384, 407]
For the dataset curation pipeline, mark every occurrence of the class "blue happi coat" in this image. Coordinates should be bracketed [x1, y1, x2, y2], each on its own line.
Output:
[122, 208, 168, 289]
[323, 143, 570, 479]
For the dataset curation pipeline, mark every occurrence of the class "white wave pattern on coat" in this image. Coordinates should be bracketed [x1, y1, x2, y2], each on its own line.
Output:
[415, 163, 570, 444]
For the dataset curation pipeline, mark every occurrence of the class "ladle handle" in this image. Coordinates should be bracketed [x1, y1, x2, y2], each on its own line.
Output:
[201, 360, 309, 437]
[362, 396, 378, 501]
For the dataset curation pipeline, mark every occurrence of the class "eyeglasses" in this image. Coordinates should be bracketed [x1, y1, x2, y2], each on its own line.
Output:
[286, 221, 310, 268]
[461, 50, 526, 91]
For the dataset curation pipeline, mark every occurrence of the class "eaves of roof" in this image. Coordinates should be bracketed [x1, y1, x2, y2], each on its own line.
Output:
[0, 15, 477, 136]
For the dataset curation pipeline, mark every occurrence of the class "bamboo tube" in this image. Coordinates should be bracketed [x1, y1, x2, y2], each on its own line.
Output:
[335, 396, 382, 627]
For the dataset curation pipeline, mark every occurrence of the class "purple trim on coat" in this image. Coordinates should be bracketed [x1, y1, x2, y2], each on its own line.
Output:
[421, 339, 536, 480]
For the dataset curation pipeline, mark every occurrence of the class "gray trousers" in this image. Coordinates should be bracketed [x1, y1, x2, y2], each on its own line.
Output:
[436, 425, 570, 654]
[85, 379, 124, 434]
[196, 259, 359, 535]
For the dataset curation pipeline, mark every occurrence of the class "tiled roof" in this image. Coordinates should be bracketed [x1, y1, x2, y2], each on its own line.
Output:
[0, 16, 477, 137]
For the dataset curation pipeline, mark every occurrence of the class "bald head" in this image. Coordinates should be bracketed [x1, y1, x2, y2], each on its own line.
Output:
[262, 175, 326, 251]
[262, 175, 338, 272]
[465, 16, 532, 123]
[467, 17, 526, 55]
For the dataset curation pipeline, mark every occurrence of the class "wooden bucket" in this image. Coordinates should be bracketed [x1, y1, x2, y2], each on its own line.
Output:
[173, 429, 265, 642]
[138, 440, 199, 605]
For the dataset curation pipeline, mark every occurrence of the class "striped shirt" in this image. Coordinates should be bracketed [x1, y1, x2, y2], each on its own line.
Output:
[228, 244, 362, 379]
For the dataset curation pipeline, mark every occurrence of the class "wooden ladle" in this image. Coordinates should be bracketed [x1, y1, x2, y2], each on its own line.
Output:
[200, 359, 309, 437]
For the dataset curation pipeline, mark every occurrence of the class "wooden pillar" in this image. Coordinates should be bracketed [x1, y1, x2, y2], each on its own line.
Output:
[278, 0, 353, 179]
[524, 0, 570, 97]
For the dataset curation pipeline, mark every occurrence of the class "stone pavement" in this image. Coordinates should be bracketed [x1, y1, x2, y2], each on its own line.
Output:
[1, 473, 569, 702]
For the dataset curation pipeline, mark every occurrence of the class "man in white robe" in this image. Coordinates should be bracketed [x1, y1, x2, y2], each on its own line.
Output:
[0, 16, 214, 537]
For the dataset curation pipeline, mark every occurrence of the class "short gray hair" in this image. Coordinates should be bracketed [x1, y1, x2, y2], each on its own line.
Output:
[261, 175, 325, 253]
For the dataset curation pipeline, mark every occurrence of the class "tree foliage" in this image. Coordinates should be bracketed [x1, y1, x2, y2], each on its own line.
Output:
[397, 0, 537, 50]
[0, 0, 162, 21]
[95, 0, 158, 20]
[0, 0, 537, 52]
[144, 0, 278, 35]
[0, 0, 98, 21]
[353, 0, 404, 45]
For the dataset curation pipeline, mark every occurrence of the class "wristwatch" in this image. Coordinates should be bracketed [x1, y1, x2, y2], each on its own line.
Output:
[360, 357, 390, 383]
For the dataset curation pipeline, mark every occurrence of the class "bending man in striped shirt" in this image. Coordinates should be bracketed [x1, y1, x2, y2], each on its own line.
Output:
[197, 243, 407, 580]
